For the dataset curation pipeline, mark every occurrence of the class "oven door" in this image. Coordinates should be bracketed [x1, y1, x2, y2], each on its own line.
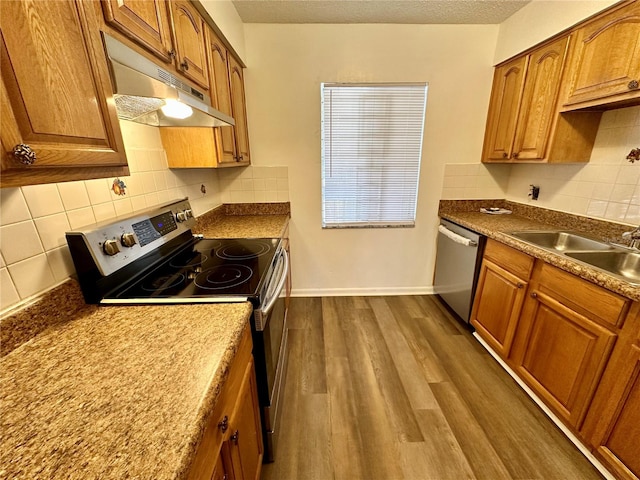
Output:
[252, 247, 289, 461]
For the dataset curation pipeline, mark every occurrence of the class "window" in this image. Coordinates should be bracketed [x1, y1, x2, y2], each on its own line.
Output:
[321, 83, 427, 228]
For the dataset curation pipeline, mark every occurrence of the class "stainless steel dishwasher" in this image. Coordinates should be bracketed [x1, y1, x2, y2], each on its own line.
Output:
[433, 219, 485, 324]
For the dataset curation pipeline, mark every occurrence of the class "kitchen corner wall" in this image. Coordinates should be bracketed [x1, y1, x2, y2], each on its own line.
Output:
[0, 121, 290, 312]
[441, 105, 640, 225]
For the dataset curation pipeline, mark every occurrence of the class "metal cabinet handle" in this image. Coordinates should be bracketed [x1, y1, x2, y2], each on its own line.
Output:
[217, 415, 228, 432]
[517, 282, 524, 289]
[530, 292, 538, 298]
[513, 152, 519, 159]
[168, 50, 176, 59]
[13, 144, 37, 165]
[180, 59, 189, 70]
[230, 430, 239, 445]
[502, 152, 508, 158]
[628, 80, 639, 90]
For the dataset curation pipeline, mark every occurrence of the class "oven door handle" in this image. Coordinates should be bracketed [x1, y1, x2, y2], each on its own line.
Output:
[258, 248, 289, 318]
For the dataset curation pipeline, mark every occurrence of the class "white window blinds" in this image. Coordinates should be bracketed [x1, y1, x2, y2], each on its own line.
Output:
[321, 83, 427, 228]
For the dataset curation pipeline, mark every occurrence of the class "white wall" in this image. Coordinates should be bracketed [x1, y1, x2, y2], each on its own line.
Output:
[243, 24, 499, 295]
[200, 0, 247, 61]
[494, 0, 618, 63]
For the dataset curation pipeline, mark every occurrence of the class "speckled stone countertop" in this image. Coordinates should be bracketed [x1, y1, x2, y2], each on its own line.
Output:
[0, 280, 253, 480]
[439, 200, 639, 302]
[193, 203, 289, 239]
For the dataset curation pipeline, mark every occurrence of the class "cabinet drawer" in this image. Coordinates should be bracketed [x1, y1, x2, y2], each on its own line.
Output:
[484, 239, 534, 280]
[536, 263, 630, 328]
[188, 323, 253, 480]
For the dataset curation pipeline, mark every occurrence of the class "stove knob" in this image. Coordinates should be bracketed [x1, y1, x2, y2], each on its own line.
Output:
[121, 232, 137, 248]
[103, 239, 120, 256]
[184, 209, 193, 219]
[176, 211, 187, 223]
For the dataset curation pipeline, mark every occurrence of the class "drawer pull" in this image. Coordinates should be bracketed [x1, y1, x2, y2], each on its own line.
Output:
[628, 80, 639, 90]
[217, 415, 229, 432]
[230, 430, 239, 445]
[517, 282, 524, 289]
[531, 292, 538, 299]
[13, 144, 36, 165]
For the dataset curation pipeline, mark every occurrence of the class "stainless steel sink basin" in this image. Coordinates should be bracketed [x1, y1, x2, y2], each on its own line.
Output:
[507, 231, 614, 252]
[565, 251, 640, 284]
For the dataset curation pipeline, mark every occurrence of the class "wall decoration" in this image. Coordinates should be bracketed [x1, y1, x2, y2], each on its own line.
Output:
[112, 178, 127, 196]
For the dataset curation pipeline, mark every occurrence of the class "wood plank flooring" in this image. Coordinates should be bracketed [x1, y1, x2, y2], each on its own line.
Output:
[261, 296, 603, 480]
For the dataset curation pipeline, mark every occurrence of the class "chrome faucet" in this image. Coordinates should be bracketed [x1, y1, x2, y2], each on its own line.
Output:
[622, 225, 640, 249]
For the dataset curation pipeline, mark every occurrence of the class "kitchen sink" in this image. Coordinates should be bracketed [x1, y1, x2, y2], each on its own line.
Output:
[565, 251, 640, 285]
[507, 231, 614, 252]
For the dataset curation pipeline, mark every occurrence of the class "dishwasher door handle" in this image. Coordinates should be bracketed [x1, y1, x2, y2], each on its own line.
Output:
[438, 225, 478, 247]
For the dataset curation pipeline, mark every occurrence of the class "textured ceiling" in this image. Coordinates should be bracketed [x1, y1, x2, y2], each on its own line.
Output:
[232, 0, 532, 24]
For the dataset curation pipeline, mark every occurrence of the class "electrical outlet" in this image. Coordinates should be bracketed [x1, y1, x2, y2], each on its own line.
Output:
[529, 184, 540, 201]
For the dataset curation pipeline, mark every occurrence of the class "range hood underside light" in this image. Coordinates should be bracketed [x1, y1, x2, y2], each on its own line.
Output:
[104, 33, 235, 128]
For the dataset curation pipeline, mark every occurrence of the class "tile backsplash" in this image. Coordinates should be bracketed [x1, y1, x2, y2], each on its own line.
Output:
[0, 121, 289, 312]
[442, 105, 640, 225]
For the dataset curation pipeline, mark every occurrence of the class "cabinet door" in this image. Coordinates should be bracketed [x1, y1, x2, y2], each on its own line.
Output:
[513, 36, 569, 161]
[160, 127, 217, 168]
[101, 0, 173, 63]
[229, 55, 251, 165]
[206, 26, 236, 164]
[482, 56, 528, 162]
[592, 344, 640, 480]
[470, 260, 527, 359]
[564, 1, 640, 107]
[168, 0, 209, 89]
[228, 359, 263, 480]
[212, 447, 233, 480]
[513, 290, 616, 428]
[0, 0, 128, 188]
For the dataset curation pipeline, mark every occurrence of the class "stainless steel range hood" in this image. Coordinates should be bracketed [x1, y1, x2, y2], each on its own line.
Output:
[103, 34, 234, 128]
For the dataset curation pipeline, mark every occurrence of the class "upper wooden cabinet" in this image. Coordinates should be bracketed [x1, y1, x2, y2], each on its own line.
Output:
[513, 37, 569, 160]
[563, 0, 640, 109]
[206, 26, 239, 165]
[101, 0, 174, 63]
[229, 55, 251, 165]
[482, 36, 600, 164]
[167, 0, 209, 90]
[0, 0, 128, 188]
[483, 56, 528, 161]
[162, 26, 251, 169]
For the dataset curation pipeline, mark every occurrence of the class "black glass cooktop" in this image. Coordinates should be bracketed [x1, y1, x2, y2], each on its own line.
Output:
[109, 238, 280, 300]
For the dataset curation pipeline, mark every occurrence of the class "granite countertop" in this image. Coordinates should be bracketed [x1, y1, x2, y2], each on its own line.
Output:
[0, 281, 253, 480]
[195, 214, 289, 239]
[192, 202, 290, 240]
[439, 201, 639, 302]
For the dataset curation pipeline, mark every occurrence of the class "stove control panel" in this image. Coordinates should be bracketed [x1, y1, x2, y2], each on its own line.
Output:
[66, 198, 195, 277]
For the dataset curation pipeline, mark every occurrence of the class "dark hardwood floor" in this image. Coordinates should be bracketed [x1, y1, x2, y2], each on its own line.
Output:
[261, 295, 604, 480]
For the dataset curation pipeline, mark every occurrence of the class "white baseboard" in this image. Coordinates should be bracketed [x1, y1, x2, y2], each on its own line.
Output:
[472, 333, 615, 480]
[291, 286, 436, 297]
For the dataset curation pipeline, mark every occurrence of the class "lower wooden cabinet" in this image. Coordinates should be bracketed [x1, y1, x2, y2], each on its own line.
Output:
[510, 263, 628, 429]
[471, 239, 533, 357]
[188, 323, 263, 480]
[471, 238, 638, 478]
[582, 303, 640, 480]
